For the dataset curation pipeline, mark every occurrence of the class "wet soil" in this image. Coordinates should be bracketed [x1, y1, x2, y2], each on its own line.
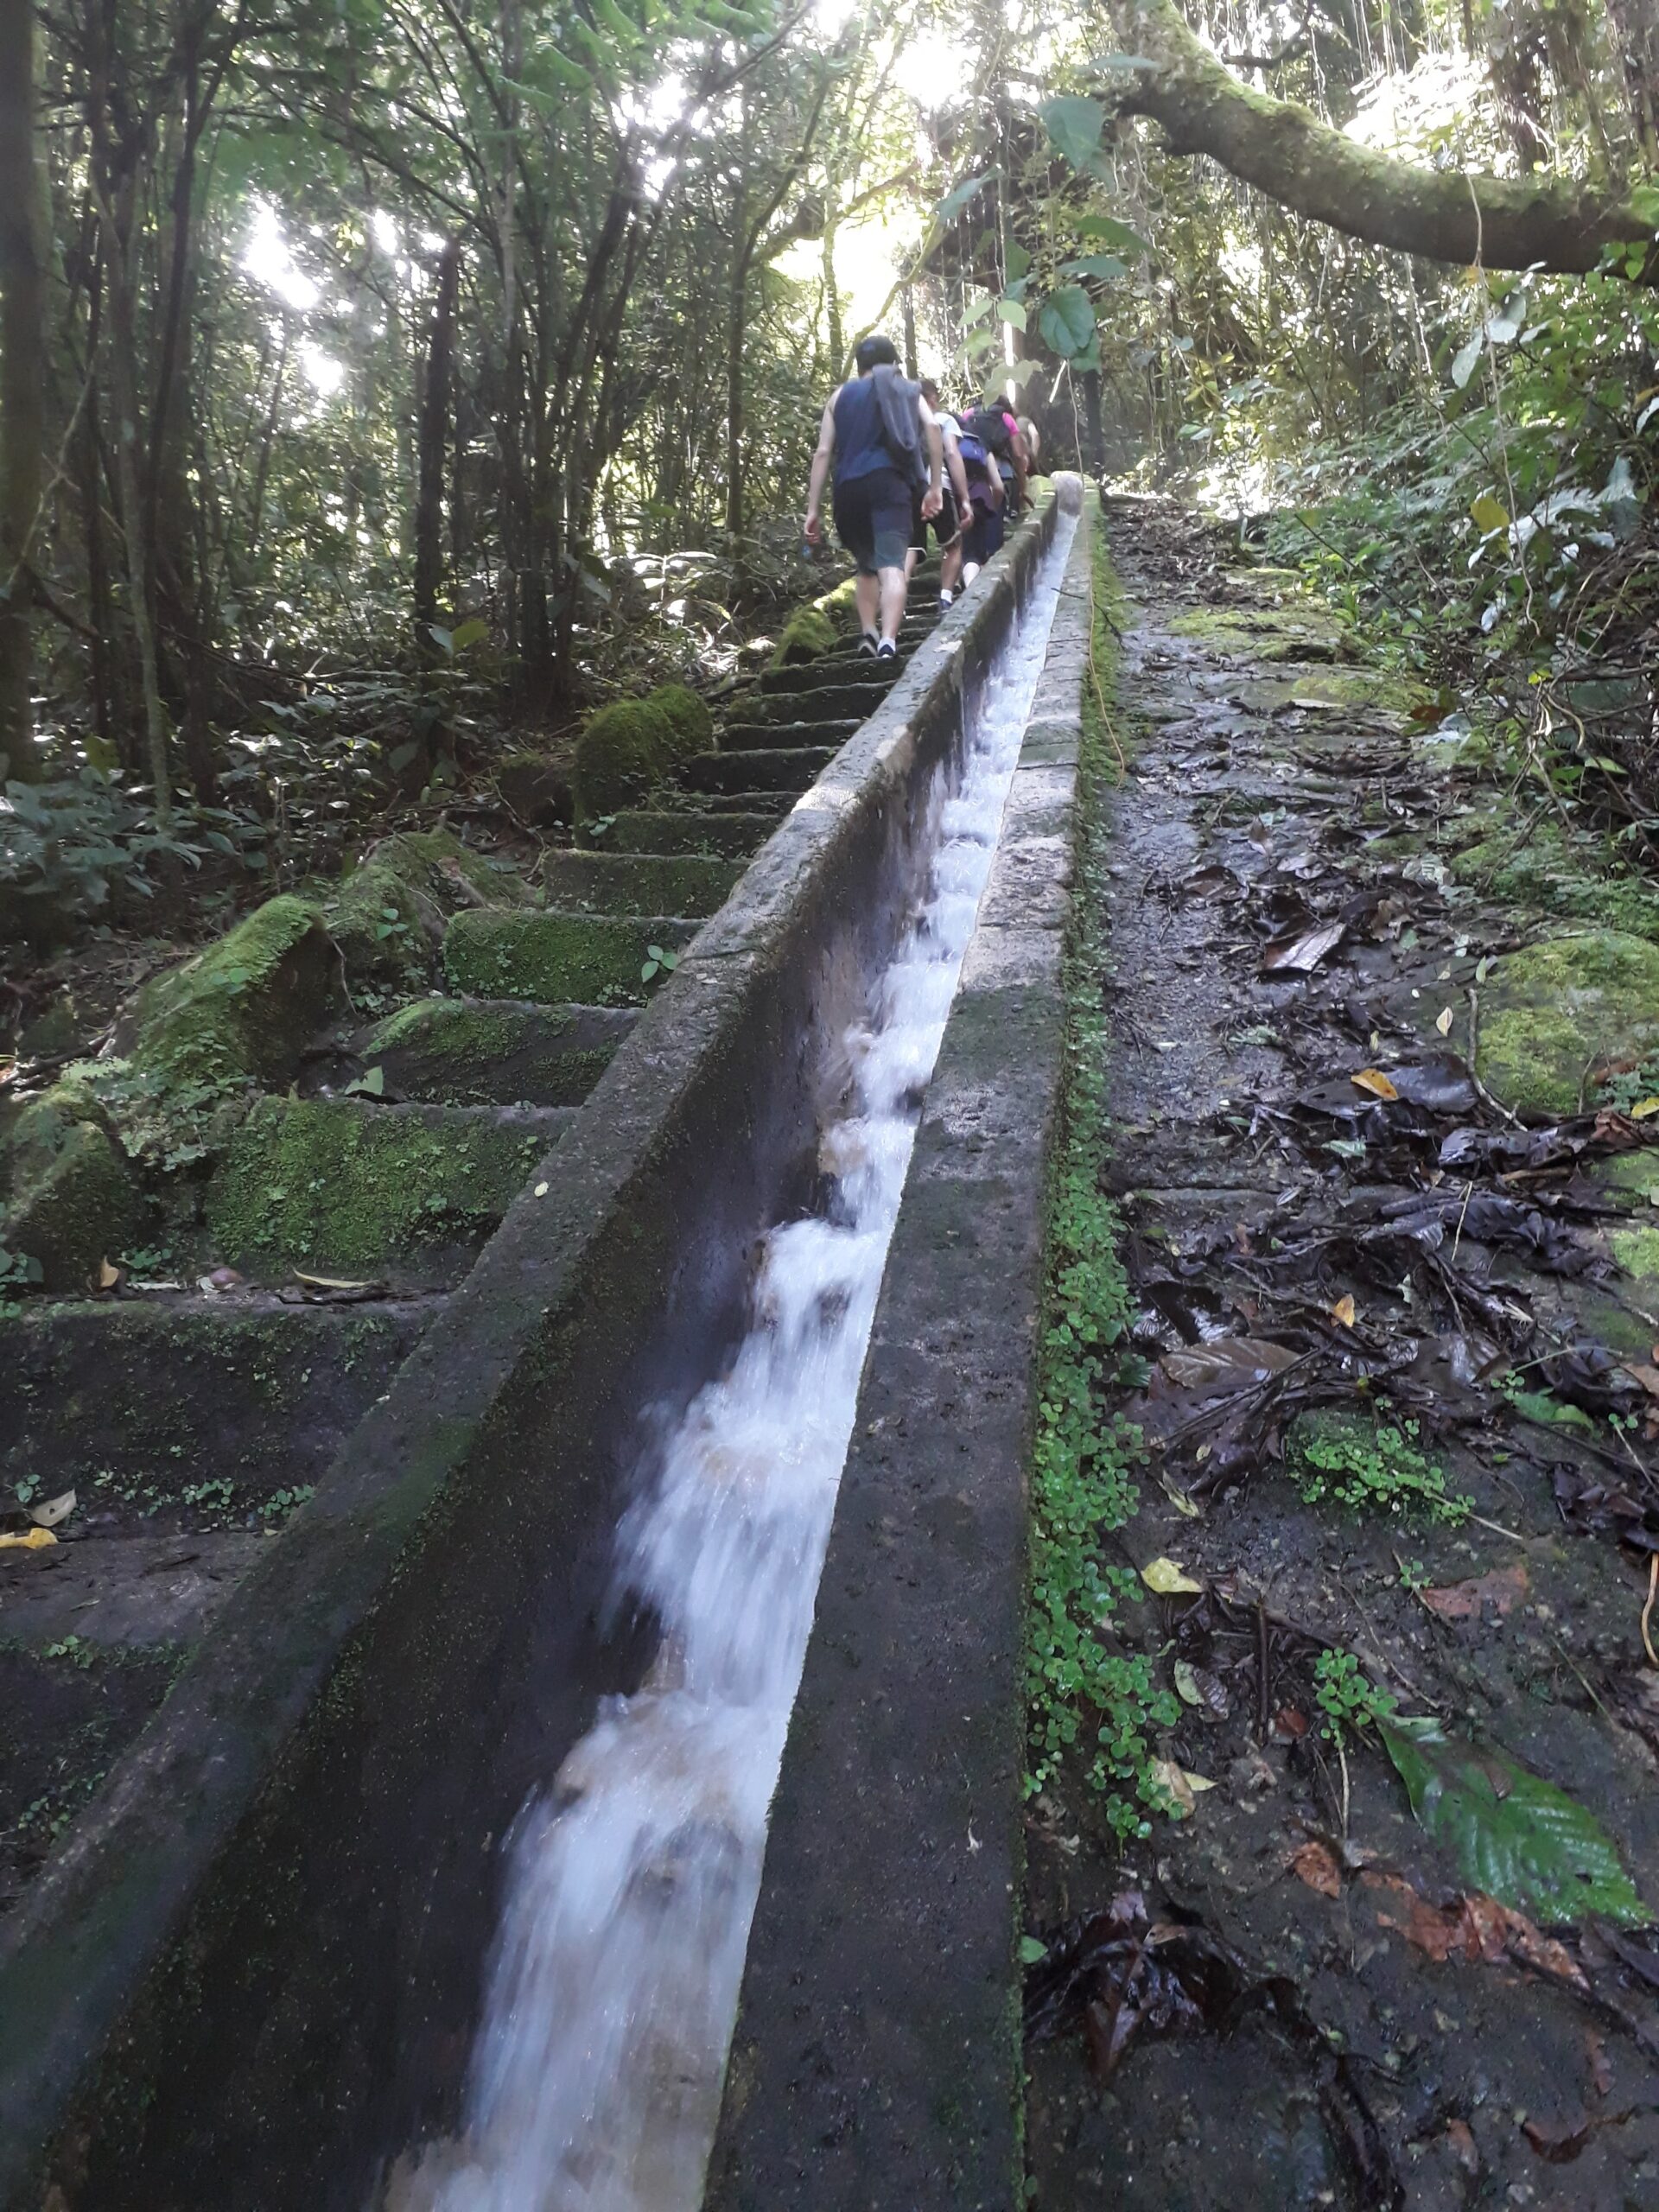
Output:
[1025, 498, 1659, 2211]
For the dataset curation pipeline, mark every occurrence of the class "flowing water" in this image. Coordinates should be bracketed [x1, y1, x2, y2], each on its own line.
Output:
[384, 510, 1077, 2212]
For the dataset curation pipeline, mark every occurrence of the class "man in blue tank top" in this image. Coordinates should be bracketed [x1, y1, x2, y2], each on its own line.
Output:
[803, 335, 942, 659]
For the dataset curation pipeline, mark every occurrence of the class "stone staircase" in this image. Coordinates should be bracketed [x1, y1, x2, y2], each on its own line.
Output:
[0, 567, 944, 1915]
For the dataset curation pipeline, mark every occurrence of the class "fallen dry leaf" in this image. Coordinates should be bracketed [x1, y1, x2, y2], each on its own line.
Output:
[1445, 2118, 1480, 2175]
[1435, 1005, 1456, 1036]
[1159, 1336, 1297, 1390]
[0, 1527, 57, 1552]
[1331, 1294, 1357, 1327]
[1421, 1562, 1529, 1623]
[1633, 1097, 1659, 1121]
[1521, 2116, 1593, 2164]
[1351, 1068, 1400, 1101]
[1362, 1872, 1584, 1986]
[1148, 1758, 1197, 1815]
[1624, 1363, 1659, 1399]
[1288, 1839, 1342, 1897]
[1274, 1705, 1309, 1739]
[95, 1257, 121, 1290]
[1141, 1556, 1205, 1598]
[1261, 919, 1345, 975]
[29, 1489, 76, 1529]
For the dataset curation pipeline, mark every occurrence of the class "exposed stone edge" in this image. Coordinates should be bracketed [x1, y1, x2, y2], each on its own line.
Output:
[0, 494, 1066, 2203]
[703, 484, 1093, 2211]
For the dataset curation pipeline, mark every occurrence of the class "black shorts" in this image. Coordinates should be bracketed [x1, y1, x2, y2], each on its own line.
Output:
[910, 481, 960, 553]
[832, 466, 912, 576]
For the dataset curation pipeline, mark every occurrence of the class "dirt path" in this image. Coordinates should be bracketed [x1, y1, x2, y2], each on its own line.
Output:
[1025, 497, 1659, 2210]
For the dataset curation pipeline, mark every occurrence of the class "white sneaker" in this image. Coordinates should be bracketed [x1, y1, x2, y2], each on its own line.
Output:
[876, 639, 897, 661]
[938, 588, 953, 608]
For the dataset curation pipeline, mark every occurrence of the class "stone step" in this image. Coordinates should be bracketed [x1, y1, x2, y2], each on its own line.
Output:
[696, 789, 795, 816]
[679, 747, 836, 797]
[541, 850, 741, 918]
[313, 996, 637, 1108]
[445, 906, 699, 1006]
[720, 717, 861, 753]
[0, 1295, 432, 1520]
[741, 681, 898, 728]
[758, 661, 899, 700]
[204, 1096, 572, 1287]
[604, 811, 781, 859]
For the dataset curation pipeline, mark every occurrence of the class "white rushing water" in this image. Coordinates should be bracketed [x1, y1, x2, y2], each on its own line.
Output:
[384, 507, 1077, 2212]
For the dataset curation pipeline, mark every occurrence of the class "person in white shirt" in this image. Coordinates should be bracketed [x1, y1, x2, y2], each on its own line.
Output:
[907, 379, 973, 608]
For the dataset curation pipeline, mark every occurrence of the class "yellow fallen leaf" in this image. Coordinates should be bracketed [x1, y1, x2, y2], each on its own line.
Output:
[1332, 1294, 1357, 1327]
[1184, 1770, 1217, 1793]
[96, 1257, 121, 1289]
[1351, 1069, 1399, 1101]
[1633, 1097, 1659, 1121]
[1159, 1476, 1201, 1518]
[1149, 1758, 1196, 1815]
[1142, 1555, 1205, 1597]
[1435, 1006, 1455, 1037]
[0, 1527, 58, 1551]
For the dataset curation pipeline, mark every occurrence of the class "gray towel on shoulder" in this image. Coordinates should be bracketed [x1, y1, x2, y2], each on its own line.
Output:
[870, 363, 925, 486]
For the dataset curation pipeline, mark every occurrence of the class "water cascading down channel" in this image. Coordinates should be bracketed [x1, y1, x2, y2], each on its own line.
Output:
[384, 507, 1078, 2212]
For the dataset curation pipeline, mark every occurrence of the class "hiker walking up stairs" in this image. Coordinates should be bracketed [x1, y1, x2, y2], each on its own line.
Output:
[801, 334, 941, 659]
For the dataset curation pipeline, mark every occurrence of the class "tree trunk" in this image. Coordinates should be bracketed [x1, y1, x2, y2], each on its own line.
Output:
[1081, 366, 1105, 475]
[1105, 0, 1656, 278]
[724, 151, 750, 587]
[413, 237, 461, 650]
[0, 0, 45, 781]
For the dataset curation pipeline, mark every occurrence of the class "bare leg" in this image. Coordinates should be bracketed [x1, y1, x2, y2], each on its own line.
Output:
[855, 571, 880, 637]
[878, 563, 907, 644]
[940, 537, 963, 596]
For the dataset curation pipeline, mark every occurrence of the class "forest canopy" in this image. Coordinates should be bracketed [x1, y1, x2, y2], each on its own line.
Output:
[0, 0, 1656, 922]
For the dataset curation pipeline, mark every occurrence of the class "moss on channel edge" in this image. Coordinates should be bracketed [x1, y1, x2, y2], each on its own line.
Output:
[1026, 514, 1180, 1840]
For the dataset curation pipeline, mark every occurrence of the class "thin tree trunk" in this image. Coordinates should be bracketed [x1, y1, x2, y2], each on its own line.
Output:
[0, 0, 45, 780]
[413, 236, 461, 648]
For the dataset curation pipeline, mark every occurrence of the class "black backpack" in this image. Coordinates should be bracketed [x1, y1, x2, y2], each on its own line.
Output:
[960, 405, 1014, 460]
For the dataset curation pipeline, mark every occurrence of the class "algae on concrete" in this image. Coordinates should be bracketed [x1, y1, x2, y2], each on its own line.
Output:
[1477, 931, 1659, 1117]
[359, 996, 626, 1107]
[444, 908, 695, 1006]
[540, 851, 739, 918]
[327, 828, 530, 986]
[206, 1096, 550, 1275]
[3, 1115, 145, 1290]
[123, 895, 335, 1090]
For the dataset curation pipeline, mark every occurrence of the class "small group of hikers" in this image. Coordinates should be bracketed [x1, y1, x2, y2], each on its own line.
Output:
[803, 334, 1039, 657]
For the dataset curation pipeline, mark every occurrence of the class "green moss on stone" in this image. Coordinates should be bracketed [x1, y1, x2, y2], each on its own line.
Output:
[768, 605, 840, 671]
[124, 895, 334, 1091]
[206, 1097, 548, 1274]
[1448, 816, 1659, 941]
[571, 698, 674, 823]
[3, 1119, 145, 1289]
[541, 851, 739, 918]
[444, 909, 693, 1006]
[606, 810, 772, 860]
[652, 683, 715, 765]
[1478, 932, 1659, 1117]
[1166, 601, 1345, 663]
[327, 829, 530, 986]
[1612, 1224, 1659, 1282]
[358, 997, 622, 1107]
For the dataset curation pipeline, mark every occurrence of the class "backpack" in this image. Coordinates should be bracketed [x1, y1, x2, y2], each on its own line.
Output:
[961, 405, 1014, 460]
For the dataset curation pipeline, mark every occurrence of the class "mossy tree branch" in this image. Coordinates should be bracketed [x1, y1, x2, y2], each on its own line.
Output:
[1101, 0, 1656, 279]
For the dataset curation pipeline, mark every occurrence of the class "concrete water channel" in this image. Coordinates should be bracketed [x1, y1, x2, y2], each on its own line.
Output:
[2, 476, 1092, 2211]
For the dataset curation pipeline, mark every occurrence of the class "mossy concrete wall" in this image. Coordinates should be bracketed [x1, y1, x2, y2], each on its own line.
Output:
[0, 488, 1068, 2212]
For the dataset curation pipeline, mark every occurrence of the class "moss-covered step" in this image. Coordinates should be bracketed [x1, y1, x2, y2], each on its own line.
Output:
[720, 717, 861, 753]
[349, 995, 637, 1107]
[759, 657, 901, 697]
[326, 828, 532, 988]
[1475, 931, 1659, 1118]
[540, 851, 741, 918]
[1166, 601, 1347, 663]
[116, 894, 337, 1090]
[570, 683, 715, 822]
[444, 909, 698, 1006]
[750, 678, 895, 723]
[205, 1096, 570, 1281]
[605, 811, 780, 859]
[680, 747, 835, 797]
[0, 1299, 429, 1515]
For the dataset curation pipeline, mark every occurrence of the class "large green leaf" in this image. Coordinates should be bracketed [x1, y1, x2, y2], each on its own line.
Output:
[1381, 1718, 1648, 1925]
[1060, 253, 1127, 283]
[1038, 284, 1096, 361]
[1076, 213, 1148, 256]
[938, 171, 995, 226]
[1040, 95, 1104, 173]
